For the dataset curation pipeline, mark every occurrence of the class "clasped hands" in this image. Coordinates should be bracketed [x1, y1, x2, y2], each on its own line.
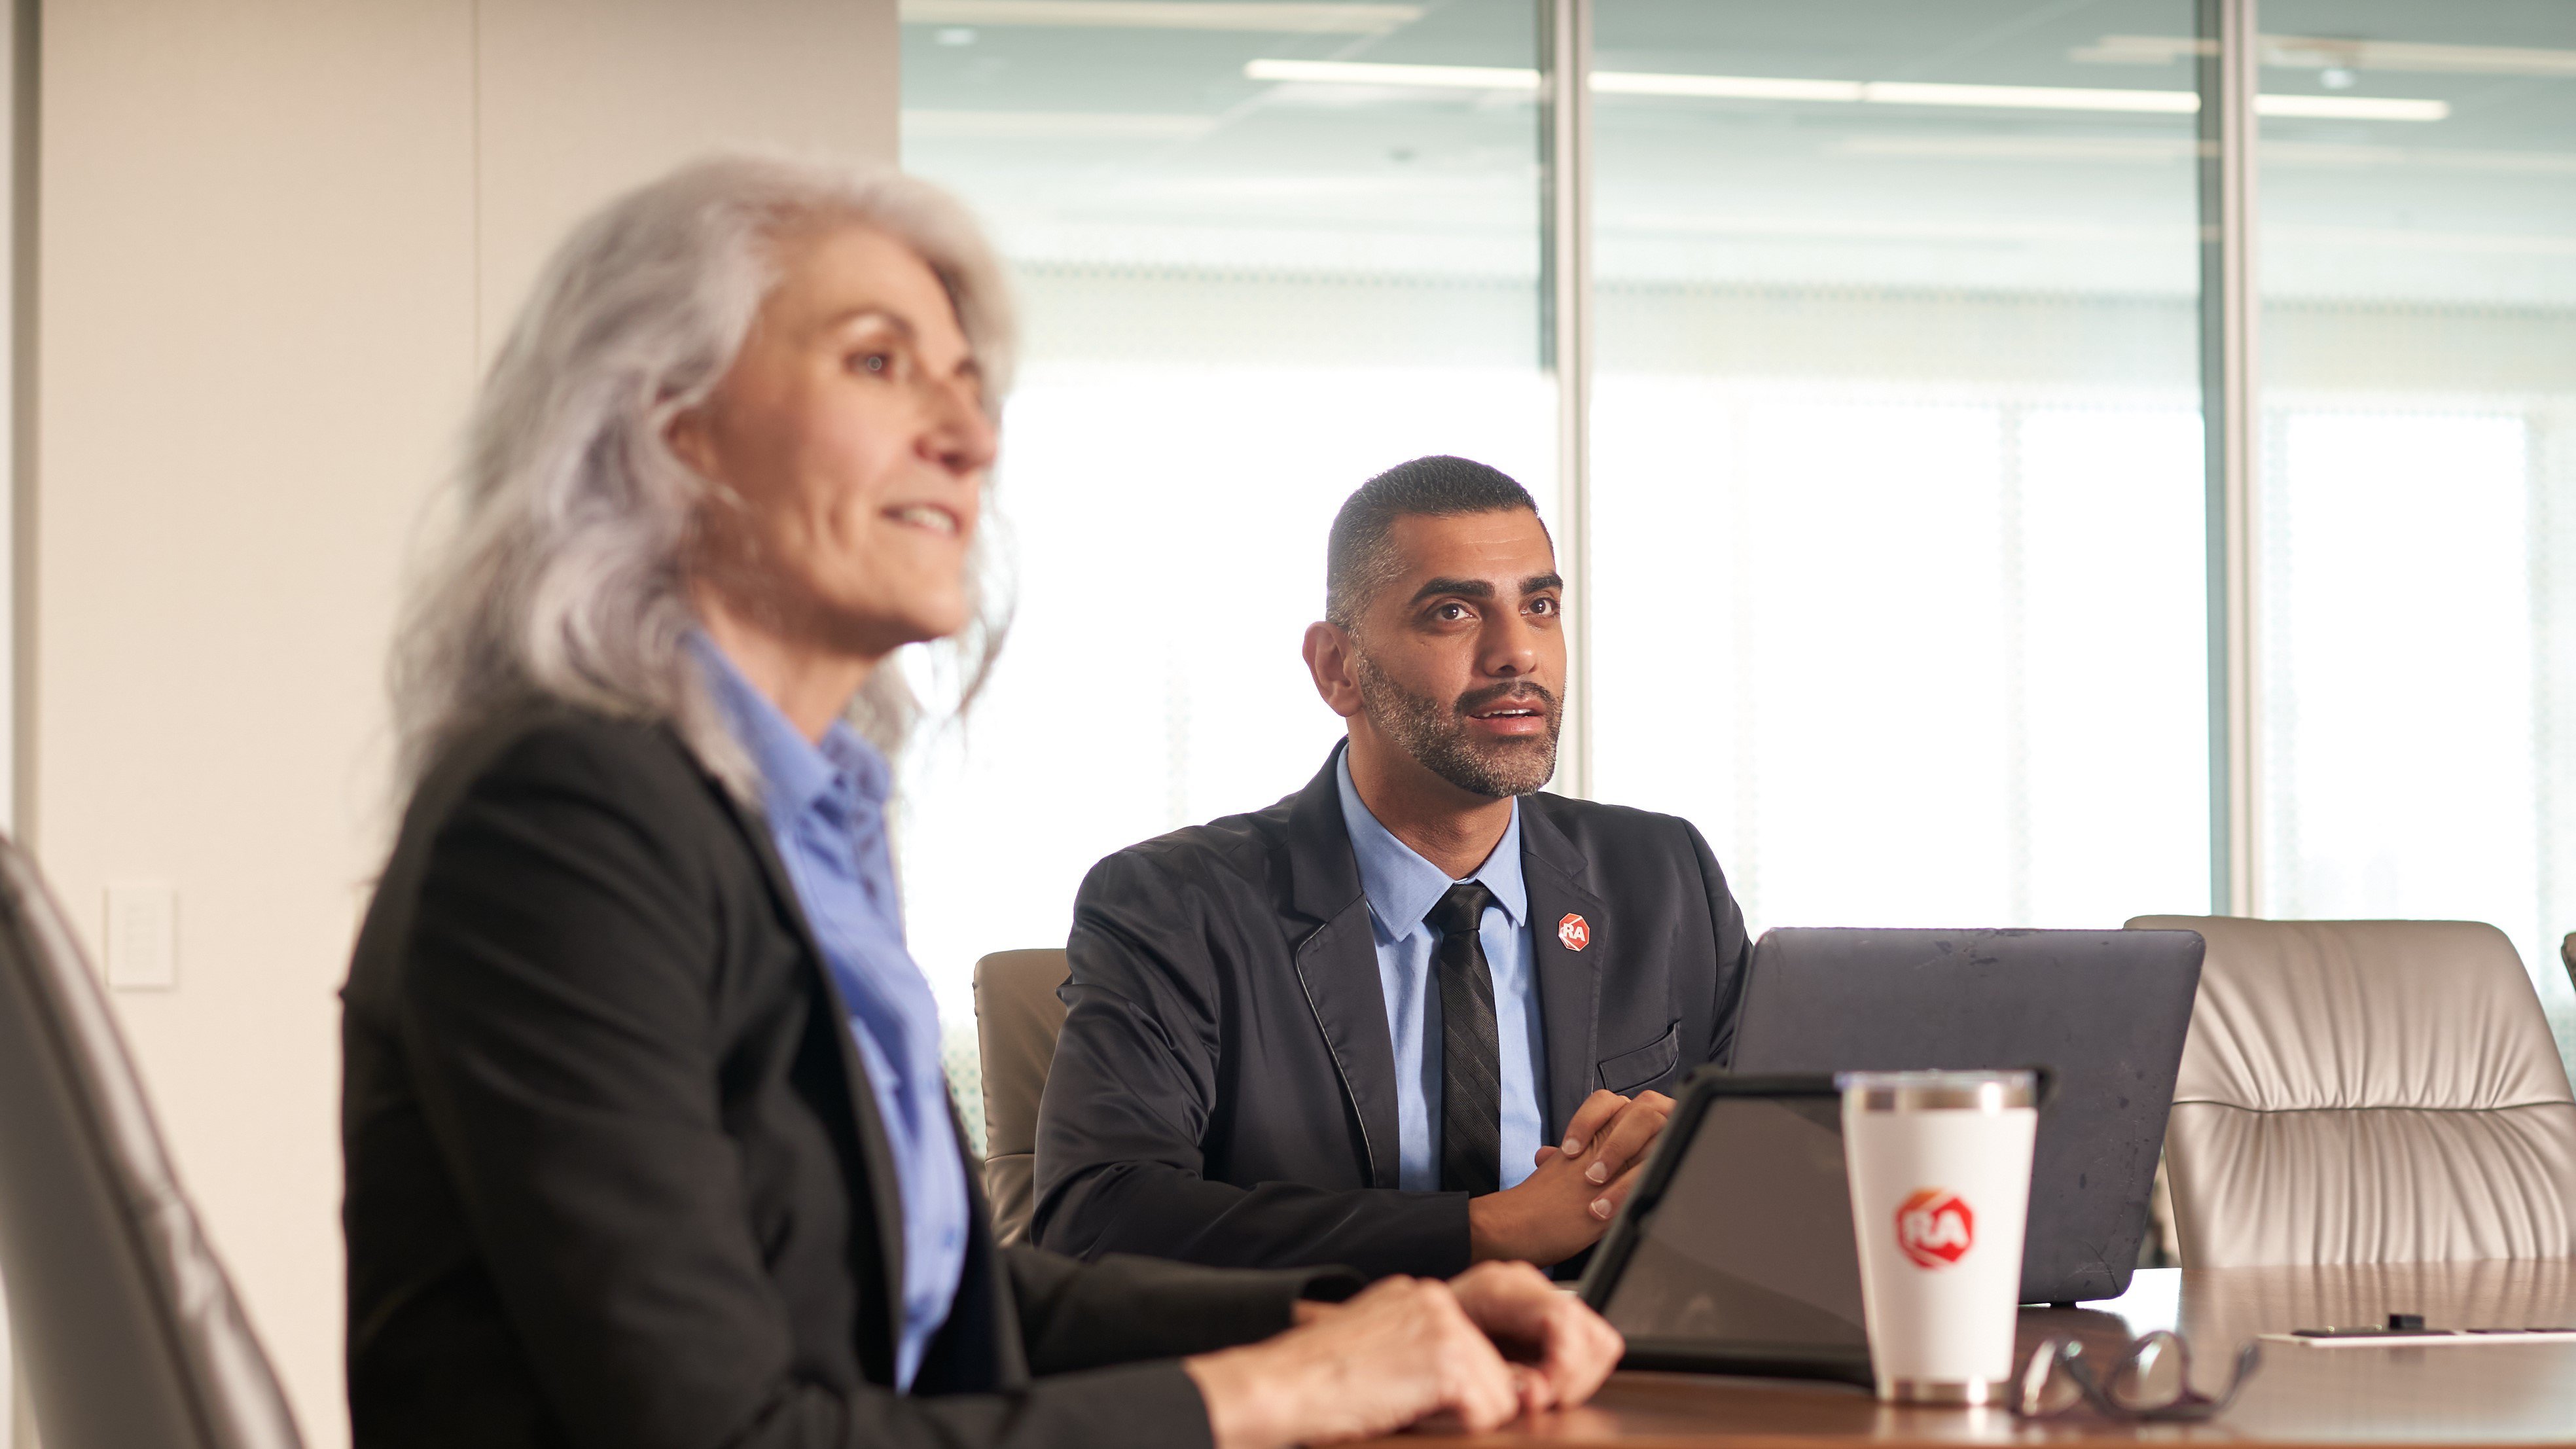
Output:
[1469, 1086, 1678, 1267]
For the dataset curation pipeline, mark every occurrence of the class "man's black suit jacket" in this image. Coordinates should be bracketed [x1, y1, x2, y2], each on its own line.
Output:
[1031, 745, 1752, 1280]
[341, 706, 1350, 1449]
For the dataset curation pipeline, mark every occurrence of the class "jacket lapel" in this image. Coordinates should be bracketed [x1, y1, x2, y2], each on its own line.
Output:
[720, 789, 910, 1372]
[924, 1098, 1028, 1393]
[1520, 798, 1608, 1141]
[1285, 747, 1405, 1189]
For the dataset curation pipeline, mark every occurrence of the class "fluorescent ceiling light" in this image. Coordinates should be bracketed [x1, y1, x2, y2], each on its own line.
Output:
[2077, 32, 2576, 79]
[1841, 134, 2576, 176]
[903, 1, 1422, 31]
[2252, 94, 2451, 121]
[1593, 71, 1863, 102]
[903, 109, 1219, 140]
[1245, 59, 2450, 120]
[1863, 80, 2196, 113]
[1245, 58, 1539, 88]
[1836, 135, 2204, 164]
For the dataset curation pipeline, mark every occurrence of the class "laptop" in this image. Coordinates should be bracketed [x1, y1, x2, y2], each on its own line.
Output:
[1728, 926, 2204, 1304]
[1578, 1071, 1873, 1386]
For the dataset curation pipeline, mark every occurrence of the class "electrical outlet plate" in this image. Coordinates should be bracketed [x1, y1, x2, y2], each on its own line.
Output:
[103, 882, 177, 991]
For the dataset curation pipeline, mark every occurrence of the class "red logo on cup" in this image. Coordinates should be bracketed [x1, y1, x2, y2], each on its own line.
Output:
[1895, 1189, 1975, 1268]
[1558, 914, 1590, 951]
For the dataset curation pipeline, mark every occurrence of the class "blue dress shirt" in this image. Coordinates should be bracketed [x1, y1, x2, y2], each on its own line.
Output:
[696, 638, 967, 1391]
[1335, 751, 1550, 1193]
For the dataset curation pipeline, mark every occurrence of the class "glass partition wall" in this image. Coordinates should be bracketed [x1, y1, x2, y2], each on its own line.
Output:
[900, 1, 2576, 1090]
[1585, 0, 2213, 933]
[2249, 0, 2576, 1051]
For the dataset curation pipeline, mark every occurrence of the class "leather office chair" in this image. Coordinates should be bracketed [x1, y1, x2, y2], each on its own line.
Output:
[0, 834, 304, 1448]
[973, 948, 1070, 1247]
[2130, 916, 2576, 1268]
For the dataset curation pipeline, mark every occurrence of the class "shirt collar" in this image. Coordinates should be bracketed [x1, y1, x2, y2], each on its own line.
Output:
[690, 633, 890, 825]
[1334, 746, 1526, 942]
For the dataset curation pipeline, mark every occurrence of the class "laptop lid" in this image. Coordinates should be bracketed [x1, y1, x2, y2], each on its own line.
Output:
[1728, 927, 2203, 1304]
[1578, 1071, 1872, 1387]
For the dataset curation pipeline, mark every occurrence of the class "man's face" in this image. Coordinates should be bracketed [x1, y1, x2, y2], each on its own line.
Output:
[1345, 509, 1565, 798]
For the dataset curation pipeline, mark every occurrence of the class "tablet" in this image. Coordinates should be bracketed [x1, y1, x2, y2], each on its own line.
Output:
[1577, 1069, 1873, 1386]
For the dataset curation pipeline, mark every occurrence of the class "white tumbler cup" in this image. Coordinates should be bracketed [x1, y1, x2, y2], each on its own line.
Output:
[1840, 1069, 2039, 1406]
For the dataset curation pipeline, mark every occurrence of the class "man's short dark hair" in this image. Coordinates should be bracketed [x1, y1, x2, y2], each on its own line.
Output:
[1325, 456, 1544, 628]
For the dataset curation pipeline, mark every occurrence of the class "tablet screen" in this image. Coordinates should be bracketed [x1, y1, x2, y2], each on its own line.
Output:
[1598, 1092, 1869, 1351]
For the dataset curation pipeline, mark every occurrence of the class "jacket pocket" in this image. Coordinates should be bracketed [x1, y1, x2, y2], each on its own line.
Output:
[1596, 1021, 1681, 1096]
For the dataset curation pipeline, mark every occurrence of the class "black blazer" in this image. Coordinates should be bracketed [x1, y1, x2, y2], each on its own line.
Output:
[341, 707, 1350, 1449]
[1031, 747, 1752, 1280]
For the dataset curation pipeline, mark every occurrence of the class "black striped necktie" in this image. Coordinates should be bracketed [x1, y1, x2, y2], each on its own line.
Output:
[1425, 881, 1502, 1196]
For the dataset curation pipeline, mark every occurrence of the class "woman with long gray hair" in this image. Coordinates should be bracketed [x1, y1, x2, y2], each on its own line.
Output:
[340, 154, 1620, 1449]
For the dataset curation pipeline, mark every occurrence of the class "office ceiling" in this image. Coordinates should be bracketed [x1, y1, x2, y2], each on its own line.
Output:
[901, 0, 2576, 307]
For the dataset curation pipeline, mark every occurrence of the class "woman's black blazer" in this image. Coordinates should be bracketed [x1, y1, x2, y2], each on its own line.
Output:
[341, 705, 1346, 1449]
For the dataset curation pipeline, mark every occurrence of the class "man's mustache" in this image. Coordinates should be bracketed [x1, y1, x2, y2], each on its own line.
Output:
[1452, 682, 1559, 717]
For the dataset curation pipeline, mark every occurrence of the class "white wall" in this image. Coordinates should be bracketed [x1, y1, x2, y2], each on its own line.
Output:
[29, 3, 894, 1444]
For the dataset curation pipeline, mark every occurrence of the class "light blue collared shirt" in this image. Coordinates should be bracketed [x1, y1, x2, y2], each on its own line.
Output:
[694, 637, 967, 1391]
[1336, 751, 1549, 1193]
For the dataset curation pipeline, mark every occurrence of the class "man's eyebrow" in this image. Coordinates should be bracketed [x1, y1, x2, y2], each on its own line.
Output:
[1408, 576, 1497, 605]
[1522, 572, 1565, 596]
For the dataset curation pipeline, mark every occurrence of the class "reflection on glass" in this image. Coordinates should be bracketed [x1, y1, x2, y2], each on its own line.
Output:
[2253, 1, 2576, 1057]
[898, 4, 1553, 1047]
[1588, 1, 2211, 932]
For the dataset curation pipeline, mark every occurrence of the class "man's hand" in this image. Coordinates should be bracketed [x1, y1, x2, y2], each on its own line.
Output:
[1446, 1261, 1625, 1417]
[1466, 1088, 1676, 1265]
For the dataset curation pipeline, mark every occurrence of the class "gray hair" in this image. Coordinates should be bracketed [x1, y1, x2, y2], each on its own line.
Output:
[390, 153, 1016, 802]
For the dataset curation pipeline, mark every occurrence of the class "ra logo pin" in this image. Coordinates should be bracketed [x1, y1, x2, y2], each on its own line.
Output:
[1557, 913, 1591, 952]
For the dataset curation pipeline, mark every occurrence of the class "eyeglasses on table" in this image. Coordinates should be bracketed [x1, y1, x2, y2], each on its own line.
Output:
[2014, 1328, 2263, 1423]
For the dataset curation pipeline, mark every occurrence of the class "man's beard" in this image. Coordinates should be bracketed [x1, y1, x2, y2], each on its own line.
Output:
[1351, 654, 1560, 798]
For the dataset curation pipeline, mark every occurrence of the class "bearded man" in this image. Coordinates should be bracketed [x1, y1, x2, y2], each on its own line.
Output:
[1031, 456, 1751, 1280]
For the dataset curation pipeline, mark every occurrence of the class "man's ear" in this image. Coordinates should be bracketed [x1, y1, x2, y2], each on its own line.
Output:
[1302, 621, 1365, 720]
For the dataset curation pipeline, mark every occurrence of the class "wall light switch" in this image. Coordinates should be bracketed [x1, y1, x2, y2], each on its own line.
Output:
[104, 882, 177, 991]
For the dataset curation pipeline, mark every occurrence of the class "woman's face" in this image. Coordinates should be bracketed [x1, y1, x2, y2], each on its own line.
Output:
[672, 223, 997, 664]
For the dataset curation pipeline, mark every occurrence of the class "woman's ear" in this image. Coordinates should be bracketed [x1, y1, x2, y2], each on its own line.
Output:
[664, 401, 721, 482]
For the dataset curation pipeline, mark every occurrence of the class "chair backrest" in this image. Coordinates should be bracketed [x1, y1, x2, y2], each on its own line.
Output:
[2130, 915, 2576, 1268]
[0, 834, 304, 1449]
[2563, 932, 2575, 998]
[973, 949, 1070, 1247]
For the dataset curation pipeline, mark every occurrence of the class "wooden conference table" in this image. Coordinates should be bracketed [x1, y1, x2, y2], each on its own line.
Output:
[1370, 1261, 2576, 1446]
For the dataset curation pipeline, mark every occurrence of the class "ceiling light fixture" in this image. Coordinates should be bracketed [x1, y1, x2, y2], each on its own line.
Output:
[1242, 58, 2451, 121]
[903, 1, 1423, 33]
[1246, 58, 1541, 89]
[2076, 32, 2576, 79]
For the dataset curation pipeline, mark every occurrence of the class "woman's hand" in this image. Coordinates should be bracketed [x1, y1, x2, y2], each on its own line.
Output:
[1183, 1268, 1625, 1448]
[1185, 1275, 1520, 1448]
[1446, 1261, 1625, 1417]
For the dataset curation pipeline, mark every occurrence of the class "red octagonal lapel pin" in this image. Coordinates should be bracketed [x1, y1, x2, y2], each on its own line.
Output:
[1557, 913, 1591, 952]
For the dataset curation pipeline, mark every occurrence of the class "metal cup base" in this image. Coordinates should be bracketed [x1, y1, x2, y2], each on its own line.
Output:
[1877, 1376, 2005, 1406]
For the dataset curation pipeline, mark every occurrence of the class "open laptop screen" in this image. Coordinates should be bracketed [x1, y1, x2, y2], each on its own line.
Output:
[1728, 926, 2202, 1303]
